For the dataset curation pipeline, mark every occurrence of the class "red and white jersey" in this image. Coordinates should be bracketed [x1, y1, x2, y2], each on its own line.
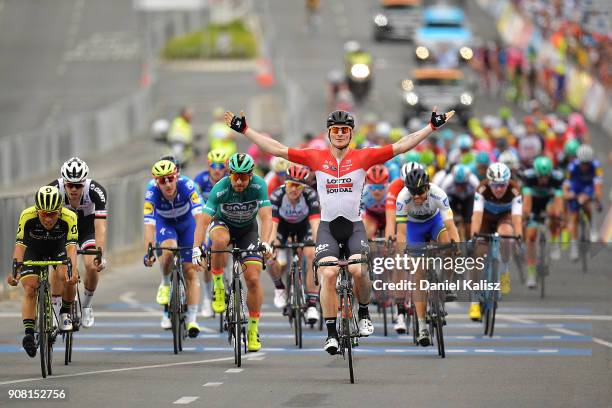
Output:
[288, 145, 394, 222]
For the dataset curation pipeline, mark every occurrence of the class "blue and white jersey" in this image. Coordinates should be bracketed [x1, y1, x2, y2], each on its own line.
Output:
[143, 176, 202, 225]
[361, 185, 387, 215]
[565, 159, 603, 191]
[194, 170, 216, 202]
[396, 183, 453, 223]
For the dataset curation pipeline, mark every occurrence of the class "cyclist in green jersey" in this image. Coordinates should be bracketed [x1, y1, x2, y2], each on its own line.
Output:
[192, 153, 273, 352]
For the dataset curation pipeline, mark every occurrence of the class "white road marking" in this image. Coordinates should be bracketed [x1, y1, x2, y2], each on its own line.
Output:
[225, 368, 243, 373]
[551, 327, 612, 349]
[537, 349, 558, 353]
[111, 347, 133, 351]
[0, 356, 233, 386]
[247, 357, 265, 361]
[474, 349, 495, 353]
[173, 397, 199, 404]
[203, 382, 223, 387]
[447, 349, 467, 353]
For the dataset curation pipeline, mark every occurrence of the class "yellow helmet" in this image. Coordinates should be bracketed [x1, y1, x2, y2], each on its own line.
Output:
[271, 157, 291, 173]
[152, 160, 177, 177]
[207, 149, 229, 164]
[35, 185, 63, 212]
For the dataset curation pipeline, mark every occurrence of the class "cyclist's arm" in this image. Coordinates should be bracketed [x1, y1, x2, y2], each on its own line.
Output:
[471, 193, 484, 237]
[67, 243, 78, 276]
[512, 195, 523, 237]
[391, 123, 434, 156]
[395, 190, 409, 243]
[194, 213, 213, 248]
[443, 219, 460, 243]
[94, 218, 107, 254]
[309, 217, 320, 242]
[143, 198, 156, 252]
[258, 206, 273, 245]
[521, 188, 532, 216]
[244, 127, 289, 159]
[435, 187, 459, 242]
[12, 243, 26, 264]
[385, 208, 396, 241]
[269, 219, 279, 245]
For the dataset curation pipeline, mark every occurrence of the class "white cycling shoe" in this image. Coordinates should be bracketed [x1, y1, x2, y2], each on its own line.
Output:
[324, 336, 339, 355]
[82, 307, 94, 328]
[550, 245, 561, 261]
[394, 314, 407, 334]
[59, 313, 73, 332]
[526, 275, 537, 289]
[417, 328, 431, 347]
[358, 318, 374, 336]
[273, 289, 287, 309]
[160, 314, 172, 330]
[305, 306, 320, 325]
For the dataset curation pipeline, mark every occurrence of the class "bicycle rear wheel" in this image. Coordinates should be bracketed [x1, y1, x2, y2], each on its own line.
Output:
[38, 283, 48, 378]
[538, 235, 546, 299]
[436, 315, 445, 358]
[343, 291, 355, 384]
[411, 303, 418, 345]
[579, 213, 589, 273]
[382, 302, 388, 337]
[170, 269, 180, 354]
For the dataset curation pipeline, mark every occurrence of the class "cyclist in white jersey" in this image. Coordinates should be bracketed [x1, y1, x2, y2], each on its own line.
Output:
[225, 107, 454, 355]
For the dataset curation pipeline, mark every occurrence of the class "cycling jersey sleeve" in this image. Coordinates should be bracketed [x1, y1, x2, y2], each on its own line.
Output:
[385, 179, 404, 210]
[255, 175, 271, 208]
[304, 187, 321, 219]
[62, 208, 78, 244]
[89, 180, 108, 219]
[15, 207, 36, 245]
[395, 188, 410, 223]
[143, 185, 157, 225]
[473, 192, 484, 213]
[361, 145, 394, 169]
[288, 148, 317, 168]
[185, 178, 203, 216]
[430, 185, 453, 221]
[468, 173, 480, 189]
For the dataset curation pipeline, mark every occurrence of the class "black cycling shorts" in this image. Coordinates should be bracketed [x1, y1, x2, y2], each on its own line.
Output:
[20, 247, 68, 279]
[277, 219, 313, 243]
[209, 220, 262, 265]
[78, 216, 96, 250]
[314, 217, 369, 262]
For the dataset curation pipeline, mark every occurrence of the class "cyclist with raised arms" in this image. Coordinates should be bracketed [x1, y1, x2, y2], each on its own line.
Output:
[224, 107, 454, 355]
[192, 153, 273, 352]
[7, 186, 79, 357]
[143, 160, 205, 336]
[396, 168, 461, 346]
[267, 165, 321, 323]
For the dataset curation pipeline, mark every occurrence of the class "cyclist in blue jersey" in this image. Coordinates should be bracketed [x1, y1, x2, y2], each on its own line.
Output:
[143, 160, 205, 335]
[193, 149, 230, 317]
[563, 145, 603, 260]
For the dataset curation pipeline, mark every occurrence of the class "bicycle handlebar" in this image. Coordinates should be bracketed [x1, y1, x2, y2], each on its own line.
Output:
[13, 258, 73, 279]
[273, 241, 316, 249]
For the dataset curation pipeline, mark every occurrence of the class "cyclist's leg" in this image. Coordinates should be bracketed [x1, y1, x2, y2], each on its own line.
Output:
[268, 225, 288, 308]
[20, 267, 39, 356]
[347, 221, 371, 308]
[177, 218, 201, 330]
[362, 212, 378, 240]
[300, 225, 319, 315]
[209, 220, 230, 313]
[314, 222, 341, 345]
[79, 219, 99, 311]
[497, 213, 514, 293]
[406, 220, 431, 331]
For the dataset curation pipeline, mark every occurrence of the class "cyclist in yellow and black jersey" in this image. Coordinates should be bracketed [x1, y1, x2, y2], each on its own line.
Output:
[7, 186, 79, 358]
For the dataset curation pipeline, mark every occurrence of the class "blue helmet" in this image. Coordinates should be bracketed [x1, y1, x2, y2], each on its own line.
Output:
[453, 164, 471, 184]
[475, 151, 490, 165]
[457, 134, 473, 150]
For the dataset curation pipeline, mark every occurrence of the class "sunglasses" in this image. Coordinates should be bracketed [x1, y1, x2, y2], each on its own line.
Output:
[369, 184, 386, 190]
[156, 174, 177, 185]
[209, 162, 227, 170]
[38, 210, 60, 218]
[66, 182, 84, 190]
[230, 172, 252, 183]
[276, 171, 287, 178]
[285, 181, 305, 190]
[329, 126, 351, 135]
[491, 182, 508, 189]
[409, 187, 428, 196]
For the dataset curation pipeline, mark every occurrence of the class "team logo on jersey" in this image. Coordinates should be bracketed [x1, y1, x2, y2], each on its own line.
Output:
[325, 177, 353, 193]
[190, 191, 201, 205]
[145, 190, 154, 199]
[143, 202, 154, 215]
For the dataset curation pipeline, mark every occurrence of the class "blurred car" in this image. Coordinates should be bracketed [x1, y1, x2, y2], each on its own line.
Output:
[414, 5, 473, 67]
[372, 0, 423, 42]
[401, 68, 473, 125]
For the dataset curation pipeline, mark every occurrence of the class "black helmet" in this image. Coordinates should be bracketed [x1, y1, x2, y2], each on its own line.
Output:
[327, 110, 355, 129]
[404, 168, 429, 194]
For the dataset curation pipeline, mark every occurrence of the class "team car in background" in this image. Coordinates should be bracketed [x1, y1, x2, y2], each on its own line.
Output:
[372, 0, 423, 42]
[414, 5, 473, 67]
[401, 68, 474, 125]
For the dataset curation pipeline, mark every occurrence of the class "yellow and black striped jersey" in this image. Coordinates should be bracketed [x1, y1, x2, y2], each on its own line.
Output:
[16, 206, 78, 255]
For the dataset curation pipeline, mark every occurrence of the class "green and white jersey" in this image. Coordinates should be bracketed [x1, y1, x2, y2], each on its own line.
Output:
[203, 175, 271, 228]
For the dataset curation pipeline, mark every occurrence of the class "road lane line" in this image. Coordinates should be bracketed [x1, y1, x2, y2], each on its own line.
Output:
[173, 397, 199, 404]
[225, 368, 243, 373]
[0, 357, 233, 386]
[203, 382, 223, 387]
[550, 327, 612, 349]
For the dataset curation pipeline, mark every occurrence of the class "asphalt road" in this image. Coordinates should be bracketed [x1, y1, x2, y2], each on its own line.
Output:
[0, 0, 142, 138]
[0, 0, 610, 407]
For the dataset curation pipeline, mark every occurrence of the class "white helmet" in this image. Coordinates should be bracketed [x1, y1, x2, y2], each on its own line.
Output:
[576, 144, 593, 162]
[61, 157, 89, 183]
[486, 162, 511, 184]
[498, 150, 520, 170]
[400, 161, 423, 181]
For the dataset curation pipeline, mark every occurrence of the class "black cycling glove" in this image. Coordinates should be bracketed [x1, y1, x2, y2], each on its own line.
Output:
[229, 113, 248, 134]
[430, 110, 447, 130]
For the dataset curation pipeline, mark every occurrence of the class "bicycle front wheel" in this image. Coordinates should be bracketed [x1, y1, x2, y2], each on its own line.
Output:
[343, 291, 355, 384]
[170, 270, 180, 354]
[233, 278, 242, 367]
[38, 284, 48, 378]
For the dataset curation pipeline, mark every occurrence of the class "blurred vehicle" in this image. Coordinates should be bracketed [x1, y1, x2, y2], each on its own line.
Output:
[414, 5, 473, 67]
[344, 41, 373, 104]
[372, 0, 423, 42]
[401, 68, 473, 126]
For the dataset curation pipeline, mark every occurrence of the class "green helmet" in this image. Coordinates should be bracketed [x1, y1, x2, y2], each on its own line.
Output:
[564, 139, 580, 157]
[499, 106, 512, 120]
[533, 156, 553, 177]
[420, 150, 435, 166]
[404, 151, 421, 164]
[228, 153, 255, 173]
